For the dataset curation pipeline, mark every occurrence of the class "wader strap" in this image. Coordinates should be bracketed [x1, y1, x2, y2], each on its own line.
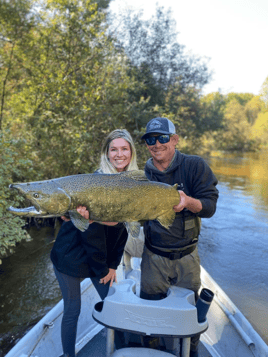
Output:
[145, 240, 197, 261]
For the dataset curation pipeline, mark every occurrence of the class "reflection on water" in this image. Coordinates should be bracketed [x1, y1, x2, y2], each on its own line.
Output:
[199, 150, 268, 344]
[0, 151, 268, 355]
[209, 150, 268, 209]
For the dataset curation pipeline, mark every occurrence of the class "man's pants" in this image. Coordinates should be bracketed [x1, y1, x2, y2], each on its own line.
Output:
[140, 246, 201, 352]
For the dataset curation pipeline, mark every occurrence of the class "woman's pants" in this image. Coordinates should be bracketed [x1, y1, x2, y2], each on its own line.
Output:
[53, 266, 110, 357]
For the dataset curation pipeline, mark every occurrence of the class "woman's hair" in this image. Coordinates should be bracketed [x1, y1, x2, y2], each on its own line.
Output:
[99, 129, 139, 174]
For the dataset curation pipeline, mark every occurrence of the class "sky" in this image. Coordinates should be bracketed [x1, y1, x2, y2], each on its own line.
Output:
[109, 0, 268, 95]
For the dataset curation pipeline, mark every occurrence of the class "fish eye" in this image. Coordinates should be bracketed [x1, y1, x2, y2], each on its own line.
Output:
[33, 193, 39, 198]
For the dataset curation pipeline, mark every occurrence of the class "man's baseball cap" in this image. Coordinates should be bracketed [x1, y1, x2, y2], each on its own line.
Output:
[141, 117, 176, 140]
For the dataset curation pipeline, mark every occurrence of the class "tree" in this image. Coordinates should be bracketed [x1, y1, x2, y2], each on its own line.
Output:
[1, 0, 145, 178]
[217, 99, 256, 151]
[244, 96, 265, 125]
[108, 6, 210, 111]
[226, 92, 254, 107]
[200, 92, 226, 131]
[260, 76, 268, 107]
[106, 4, 212, 154]
[163, 83, 202, 144]
[0, 0, 37, 130]
[0, 132, 33, 261]
[251, 111, 268, 146]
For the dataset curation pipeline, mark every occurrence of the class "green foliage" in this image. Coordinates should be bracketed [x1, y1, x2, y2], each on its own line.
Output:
[216, 100, 257, 151]
[107, 5, 214, 153]
[200, 92, 226, 131]
[108, 5, 210, 112]
[244, 96, 265, 125]
[260, 76, 268, 107]
[0, 0, 37, 129]
[1, 0, 145, 178]
[226, 92, 254, 107]
[163, 84, 204, 151]
[0, 132, 32, 261]
[251, 112, 268, 147]
[199, 92, 267, 153]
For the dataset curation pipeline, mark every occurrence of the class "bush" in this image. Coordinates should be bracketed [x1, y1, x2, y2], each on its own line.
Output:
[0, 133, 33, 261]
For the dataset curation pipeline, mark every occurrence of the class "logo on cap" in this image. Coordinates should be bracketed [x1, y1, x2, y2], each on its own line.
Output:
[148, 119, 162, 130]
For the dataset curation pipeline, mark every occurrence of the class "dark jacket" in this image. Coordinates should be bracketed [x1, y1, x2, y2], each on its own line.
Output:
[144, 150, 219, 249]
[50, 220, 128, 279]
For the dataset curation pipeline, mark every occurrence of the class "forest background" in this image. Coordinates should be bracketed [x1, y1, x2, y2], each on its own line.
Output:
[1, 0, 268, 259]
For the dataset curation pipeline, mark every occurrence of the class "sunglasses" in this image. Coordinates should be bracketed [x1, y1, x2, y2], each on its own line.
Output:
[145, 134, 171, 146]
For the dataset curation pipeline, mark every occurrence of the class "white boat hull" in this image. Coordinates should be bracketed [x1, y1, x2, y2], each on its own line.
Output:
[5, 259, 268, 357]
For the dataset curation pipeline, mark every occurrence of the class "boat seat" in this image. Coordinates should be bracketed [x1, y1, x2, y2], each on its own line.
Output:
[92, 278, 208, 337]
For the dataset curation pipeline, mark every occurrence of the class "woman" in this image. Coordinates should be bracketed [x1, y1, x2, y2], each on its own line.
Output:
[50, 129, 138, 357]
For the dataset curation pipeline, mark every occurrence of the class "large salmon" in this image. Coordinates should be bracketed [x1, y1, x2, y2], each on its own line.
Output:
[8, 170, 180, 234]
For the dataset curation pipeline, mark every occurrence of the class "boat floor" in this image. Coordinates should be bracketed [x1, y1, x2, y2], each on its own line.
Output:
[77, 328, 213, 357]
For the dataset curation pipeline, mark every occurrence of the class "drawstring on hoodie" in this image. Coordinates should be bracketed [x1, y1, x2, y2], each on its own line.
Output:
[182, 210, 186, 239]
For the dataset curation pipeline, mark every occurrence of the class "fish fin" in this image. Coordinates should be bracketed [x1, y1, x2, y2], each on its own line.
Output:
[124, 222, 141, 238]
[157, 210, 176, 229]
[69, 210, 90, 232]
[120, 170, 148, 181]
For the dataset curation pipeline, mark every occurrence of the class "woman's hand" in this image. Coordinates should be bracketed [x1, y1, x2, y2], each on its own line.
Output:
[61, 206, 92, 223]
[76, 205, 94, 224]
[99, 268, 117, 287]
[76, 205, 118, 226]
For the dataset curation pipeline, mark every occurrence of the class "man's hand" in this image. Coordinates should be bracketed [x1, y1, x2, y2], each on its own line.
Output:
[99, 268, 117, 287]
[173, 191, 202, 214]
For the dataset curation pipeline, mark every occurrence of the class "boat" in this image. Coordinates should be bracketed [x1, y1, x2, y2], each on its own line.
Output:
[5, 228, 268, 357]
[5, 258, 268, 357]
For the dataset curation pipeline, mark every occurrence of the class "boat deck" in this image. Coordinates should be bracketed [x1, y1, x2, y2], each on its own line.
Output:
[77, 328, 213, 357]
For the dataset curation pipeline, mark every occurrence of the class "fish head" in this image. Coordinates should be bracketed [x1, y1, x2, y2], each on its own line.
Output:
[9, 180, 71, 217]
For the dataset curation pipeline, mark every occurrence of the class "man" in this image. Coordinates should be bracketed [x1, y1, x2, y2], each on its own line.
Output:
[140, 117, 219, 357]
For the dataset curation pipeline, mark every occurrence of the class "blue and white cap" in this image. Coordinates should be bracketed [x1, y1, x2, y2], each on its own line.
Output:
[141, 117, 176, 139]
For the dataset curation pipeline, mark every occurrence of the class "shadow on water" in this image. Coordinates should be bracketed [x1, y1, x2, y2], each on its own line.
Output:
[0, 151, 268, 356]
[0, 226, 62, 356]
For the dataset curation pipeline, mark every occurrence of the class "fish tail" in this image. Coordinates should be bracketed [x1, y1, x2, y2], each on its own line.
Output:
[124, 222, 141, 238]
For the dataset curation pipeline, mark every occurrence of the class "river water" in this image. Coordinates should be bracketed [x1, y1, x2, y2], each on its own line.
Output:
[199, 150, 268, 345]
[0, 151, 268, 355]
